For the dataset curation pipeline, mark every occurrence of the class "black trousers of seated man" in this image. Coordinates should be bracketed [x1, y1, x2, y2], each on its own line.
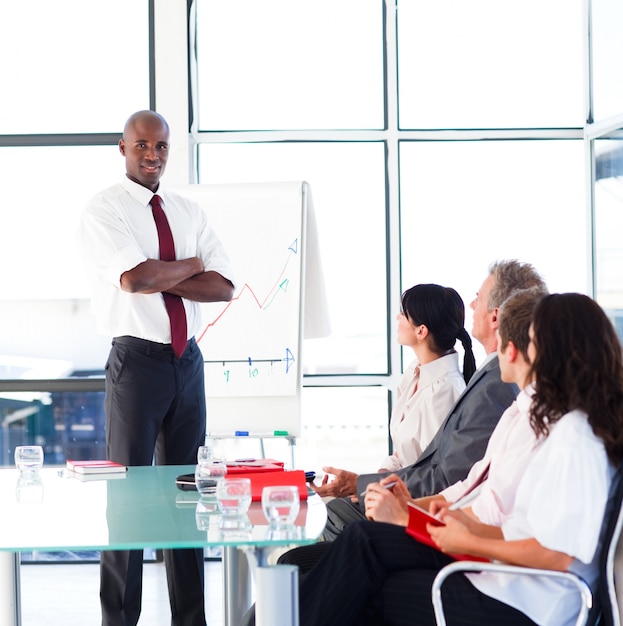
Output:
[242, 521, 537, 626]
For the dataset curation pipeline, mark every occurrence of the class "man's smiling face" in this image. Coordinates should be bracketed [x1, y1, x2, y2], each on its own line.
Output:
[119, 115, 170, 192]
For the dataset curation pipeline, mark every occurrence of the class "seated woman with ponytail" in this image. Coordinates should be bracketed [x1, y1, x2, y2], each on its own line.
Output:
[378, 283, 477, 472]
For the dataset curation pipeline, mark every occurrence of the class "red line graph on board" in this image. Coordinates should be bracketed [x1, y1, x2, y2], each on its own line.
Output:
[196, 238, 298, 345]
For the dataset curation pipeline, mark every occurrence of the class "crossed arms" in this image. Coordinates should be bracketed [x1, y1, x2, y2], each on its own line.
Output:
[121, 258, 234, 303]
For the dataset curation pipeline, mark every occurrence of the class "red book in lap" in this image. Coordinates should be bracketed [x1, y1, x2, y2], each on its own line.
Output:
[405, 502, 489, 562]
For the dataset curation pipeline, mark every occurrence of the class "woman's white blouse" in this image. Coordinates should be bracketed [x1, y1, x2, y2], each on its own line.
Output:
[468, 409, 614, 626]
[379, 352, 465, 471]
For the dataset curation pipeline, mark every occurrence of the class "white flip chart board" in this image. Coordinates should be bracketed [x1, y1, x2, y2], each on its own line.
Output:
[170, 181, 314, 438]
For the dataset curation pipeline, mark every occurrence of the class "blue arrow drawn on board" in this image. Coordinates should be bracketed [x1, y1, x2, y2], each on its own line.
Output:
[285, 348, 295, 374]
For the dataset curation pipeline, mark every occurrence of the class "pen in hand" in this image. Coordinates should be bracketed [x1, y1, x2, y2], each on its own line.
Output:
[360, 480, 397, 497]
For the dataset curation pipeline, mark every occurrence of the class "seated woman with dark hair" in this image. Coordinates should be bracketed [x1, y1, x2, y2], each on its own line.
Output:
[298, 293, 623, 626]
[376, 283, 476, 472]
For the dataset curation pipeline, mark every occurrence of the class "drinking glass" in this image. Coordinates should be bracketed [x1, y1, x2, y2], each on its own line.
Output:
[195, 499, 218, 530]
[216, 478, 252, 516]
[261, 485, 300, 527]
[14, 445, 44, 474]
[194, 460, 227, 497]
[197, 445, 213, 465]
[198, 438, 226, 465]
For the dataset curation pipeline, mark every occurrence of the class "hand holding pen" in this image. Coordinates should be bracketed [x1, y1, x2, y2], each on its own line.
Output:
[362, 475, 411, 526]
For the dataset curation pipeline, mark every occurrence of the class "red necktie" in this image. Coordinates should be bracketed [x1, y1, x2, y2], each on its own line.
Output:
[150, 194, 188, 358]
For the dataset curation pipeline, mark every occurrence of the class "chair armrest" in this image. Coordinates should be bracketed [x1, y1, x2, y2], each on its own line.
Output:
[431, 561, 593, 626]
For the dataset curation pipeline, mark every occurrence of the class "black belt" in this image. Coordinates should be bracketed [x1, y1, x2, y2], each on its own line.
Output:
[112, 335, 195, 354]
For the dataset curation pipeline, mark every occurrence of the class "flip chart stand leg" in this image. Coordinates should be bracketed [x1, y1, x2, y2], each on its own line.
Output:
[287, 436, 296, 469]
[256, 436, 296, 468]
[222, 546, 252, 626]
[0, 552, 21, 626]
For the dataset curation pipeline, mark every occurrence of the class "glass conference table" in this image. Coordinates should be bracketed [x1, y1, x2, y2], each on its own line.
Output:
[0, 465, 327, 626]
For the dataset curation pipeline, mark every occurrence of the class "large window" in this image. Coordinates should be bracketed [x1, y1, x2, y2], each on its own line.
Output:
[400, 138, 587, 363]
[0, 0, 149, 134]
[595, 138, 623, 319]
[591, 0, 623, 121]
[397, 0, 583, 129]
[194, 0, 384, 131]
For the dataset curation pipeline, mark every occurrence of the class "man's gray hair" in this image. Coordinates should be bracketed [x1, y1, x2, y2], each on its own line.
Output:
[488, 260, 547, 310]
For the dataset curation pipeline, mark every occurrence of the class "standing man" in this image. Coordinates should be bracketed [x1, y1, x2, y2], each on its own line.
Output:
[79, 110, 235, 626]
[314, 260, 546, 540]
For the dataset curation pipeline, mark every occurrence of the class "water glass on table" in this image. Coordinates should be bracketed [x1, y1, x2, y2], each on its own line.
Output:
[197, 438, 227, 466]
[14, 445, 44, 474]
[197, 445, 214, 465]
[195, 459, 227, 497]
[216, 478, 252, 516]
[261, 485, 300, 527]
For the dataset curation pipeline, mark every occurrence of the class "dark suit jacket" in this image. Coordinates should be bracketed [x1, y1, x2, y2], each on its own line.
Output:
[357, 355, 517, 501]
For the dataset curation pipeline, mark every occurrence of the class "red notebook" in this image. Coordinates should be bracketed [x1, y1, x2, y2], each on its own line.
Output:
[405, 502, 489, 562]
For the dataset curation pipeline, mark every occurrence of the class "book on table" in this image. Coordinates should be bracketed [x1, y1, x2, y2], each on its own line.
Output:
[69, 470, 128, 481]
[66, 459, 128, 475]
[405, 502, 489, 562]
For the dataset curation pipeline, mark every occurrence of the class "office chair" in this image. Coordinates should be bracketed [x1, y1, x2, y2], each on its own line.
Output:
[431, 468, 623, 626]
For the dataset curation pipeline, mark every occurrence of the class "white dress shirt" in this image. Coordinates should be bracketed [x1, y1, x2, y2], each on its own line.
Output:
[78, 177, 235, 343]
[441, 385, 541, 526]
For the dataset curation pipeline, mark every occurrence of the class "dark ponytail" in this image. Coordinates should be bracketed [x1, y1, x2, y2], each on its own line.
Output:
[457, 327, 476, 383]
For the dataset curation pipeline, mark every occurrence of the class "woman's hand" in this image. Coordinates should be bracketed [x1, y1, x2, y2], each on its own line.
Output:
[430, 502, 480, 531]
[364, 475, 410, 525]
[428, 516, 575, 571]
[427, 511, 475, 555]
[431, 502, 504, 539]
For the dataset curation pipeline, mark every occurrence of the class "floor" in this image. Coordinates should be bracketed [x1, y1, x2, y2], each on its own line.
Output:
[20, 559, 225, 626]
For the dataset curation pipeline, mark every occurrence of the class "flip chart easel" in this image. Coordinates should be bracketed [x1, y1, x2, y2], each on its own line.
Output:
[169, 181, 329, 463]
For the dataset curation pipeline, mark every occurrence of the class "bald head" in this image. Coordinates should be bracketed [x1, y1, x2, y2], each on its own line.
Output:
[123, 110, 170, 139]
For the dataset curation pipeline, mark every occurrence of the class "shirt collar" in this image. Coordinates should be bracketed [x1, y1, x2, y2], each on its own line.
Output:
[516, 382, 536, 413]
[479, 352, 497, 369]
[121, 176, 160, 208]
[418, 351, 460, 385]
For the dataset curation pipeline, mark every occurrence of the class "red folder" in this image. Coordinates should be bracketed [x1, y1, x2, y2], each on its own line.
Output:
[405, 502, 489, 562]
[231, 469, 308, 501]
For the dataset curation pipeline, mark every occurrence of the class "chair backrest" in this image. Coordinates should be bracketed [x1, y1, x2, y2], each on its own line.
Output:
[587, 467, 623, 626]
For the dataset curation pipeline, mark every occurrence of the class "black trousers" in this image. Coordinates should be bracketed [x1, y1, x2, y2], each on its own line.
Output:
[100, 336, 207, 626]
[297, 520, 538, 626]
